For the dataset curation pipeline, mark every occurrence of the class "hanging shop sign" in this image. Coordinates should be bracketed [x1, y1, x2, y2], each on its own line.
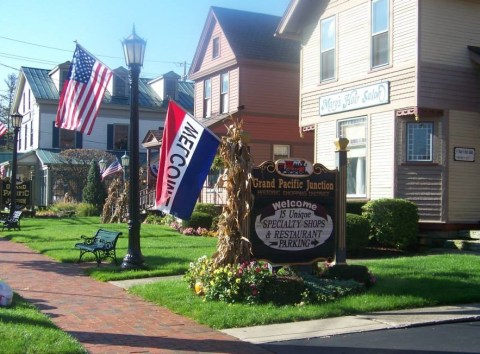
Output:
[1, 179, 32, 209]
[250, 159, 337, 264]
[320, 81, 390, 116]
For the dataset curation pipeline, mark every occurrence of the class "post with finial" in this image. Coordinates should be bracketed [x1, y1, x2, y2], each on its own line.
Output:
[334, 137, 349, 265]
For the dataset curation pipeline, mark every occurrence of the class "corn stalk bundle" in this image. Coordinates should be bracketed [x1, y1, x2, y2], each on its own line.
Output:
[212, 117, 253, 266]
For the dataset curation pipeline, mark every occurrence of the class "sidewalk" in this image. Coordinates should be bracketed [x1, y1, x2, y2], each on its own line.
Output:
[0, 238, 269, 354]
[2, 237, 480, 353]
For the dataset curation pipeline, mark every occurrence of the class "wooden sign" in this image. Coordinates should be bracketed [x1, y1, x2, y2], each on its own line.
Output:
[250, 159, 337, 264]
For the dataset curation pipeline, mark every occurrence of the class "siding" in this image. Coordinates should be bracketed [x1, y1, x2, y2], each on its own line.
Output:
[418, 0, 480, 110]
[197, 21, 236, 73]
[369, 111, 394, 199]
[315, 120, 336, 168]
[447, 111, 480, 222]
[396, 165, 443, 222]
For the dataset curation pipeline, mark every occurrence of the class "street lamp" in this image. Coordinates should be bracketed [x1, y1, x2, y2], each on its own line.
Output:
[10, 112, 23, 218]
[121, 151, 129, 181]
[121, 27, 146, 270]
[98, 158, 107, 173]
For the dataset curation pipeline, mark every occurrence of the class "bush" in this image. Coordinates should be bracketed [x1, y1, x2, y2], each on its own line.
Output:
[346, 201, 367, 215]
[346, 213, 370, 255]
[362, 198, 419, 250]
[75, 203, 99, 216]
[182, 212, 213, 229]
[194, 203, 222, 217]
[318, 264, 376, 287]
[48, 202, 77, 215]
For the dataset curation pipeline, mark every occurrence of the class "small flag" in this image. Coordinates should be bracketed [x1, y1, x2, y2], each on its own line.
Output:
[55, 44, 113, 135]
[101, 160, 123, 181]
[0, 122, 7, 137]
[155, 101, 220, 219]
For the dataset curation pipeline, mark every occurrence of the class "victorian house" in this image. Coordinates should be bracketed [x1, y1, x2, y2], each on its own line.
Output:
[276, 0, 480, 232]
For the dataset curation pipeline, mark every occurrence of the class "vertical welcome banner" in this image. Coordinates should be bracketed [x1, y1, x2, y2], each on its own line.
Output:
[155, 101, 220, 219]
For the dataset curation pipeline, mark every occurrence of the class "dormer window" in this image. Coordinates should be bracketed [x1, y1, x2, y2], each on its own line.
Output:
[212, 37, 220, 59]
[113, 69, 129, 98]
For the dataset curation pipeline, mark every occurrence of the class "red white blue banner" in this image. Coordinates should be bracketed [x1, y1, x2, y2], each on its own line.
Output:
[155, 101, 220, 219]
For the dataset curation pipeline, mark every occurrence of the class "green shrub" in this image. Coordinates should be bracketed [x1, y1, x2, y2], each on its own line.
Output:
[362, 198, 419, 250]
[346, 201, 367, 215]
[194, 203, 222, 217]
[182, 212, 213, 229]
[319, 264, 375, 287]
[75, 203, 99, 216]
[48, 202, 77, 214]
[143, 214, 165, 225]
[346, 213, 370, 255]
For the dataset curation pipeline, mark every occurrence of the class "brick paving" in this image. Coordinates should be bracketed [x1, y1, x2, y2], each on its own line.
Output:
[0, 238, 271, 354]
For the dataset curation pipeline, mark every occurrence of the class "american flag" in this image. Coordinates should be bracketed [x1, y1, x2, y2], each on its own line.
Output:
[101, 160, 123, 181]
[55, 44, 113, 135]
[0, 122, 7, 137]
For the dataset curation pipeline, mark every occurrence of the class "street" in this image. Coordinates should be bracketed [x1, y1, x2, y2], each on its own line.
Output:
[261, 320, 480, 354]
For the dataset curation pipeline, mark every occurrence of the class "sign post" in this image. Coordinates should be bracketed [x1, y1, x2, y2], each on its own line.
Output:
[334, 138, 349, 264]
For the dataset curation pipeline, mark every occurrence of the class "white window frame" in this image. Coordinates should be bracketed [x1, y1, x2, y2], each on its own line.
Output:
[407, 122, 433, 162]
[220, 72, 229, 114]
[371, 0, 390, 68]
[320, 16, 336, 82]
[338, 117, 367, 198]
[212, 37, 220, 59]
[273, 144, 290, 161]
[204, 79, 212, 118]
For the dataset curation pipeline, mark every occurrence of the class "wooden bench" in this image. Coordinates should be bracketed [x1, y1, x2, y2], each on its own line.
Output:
[74, 229, 122, 266]
[2, 211, 22, 231]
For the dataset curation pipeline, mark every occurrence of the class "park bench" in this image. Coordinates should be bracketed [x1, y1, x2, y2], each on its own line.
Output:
[1, 211, 22, 231]
[74, 229, 122, 266]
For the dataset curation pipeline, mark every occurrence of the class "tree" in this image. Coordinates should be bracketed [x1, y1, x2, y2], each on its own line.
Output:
[0, 73, 17, 150]
[50, 149, 116, 201]
[82, 160, 107, 212]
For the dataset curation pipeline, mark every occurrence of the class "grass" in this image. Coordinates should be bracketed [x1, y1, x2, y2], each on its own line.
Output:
[129, 253, 480, 329]
[0, 293, 86, 354]
[4, 216, 217, 281]
[3, 216, 480, 330]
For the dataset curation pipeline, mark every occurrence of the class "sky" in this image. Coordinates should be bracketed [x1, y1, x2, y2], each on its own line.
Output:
[0, 0, 291, 95]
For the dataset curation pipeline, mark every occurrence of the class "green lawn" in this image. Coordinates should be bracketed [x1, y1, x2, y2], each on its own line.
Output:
[3, 216, 480, 331]
[4, 216, 217, 281]
[0, 293, 86, 354]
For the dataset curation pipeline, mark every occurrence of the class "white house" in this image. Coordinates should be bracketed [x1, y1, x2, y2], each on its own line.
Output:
[8, 62, 191, 206]
[276, 0, 480, 232]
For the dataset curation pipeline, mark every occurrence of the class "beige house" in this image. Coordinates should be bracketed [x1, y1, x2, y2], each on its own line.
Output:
[276, 0, 480, 231]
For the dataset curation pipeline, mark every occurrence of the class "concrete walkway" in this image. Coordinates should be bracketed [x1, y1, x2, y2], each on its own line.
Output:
[2, 237, 480, 353]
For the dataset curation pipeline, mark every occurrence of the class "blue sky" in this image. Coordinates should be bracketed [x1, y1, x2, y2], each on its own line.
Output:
[0, 0, 291, 94]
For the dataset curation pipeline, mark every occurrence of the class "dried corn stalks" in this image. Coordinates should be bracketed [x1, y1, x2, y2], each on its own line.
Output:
[212, 117, 253, 266]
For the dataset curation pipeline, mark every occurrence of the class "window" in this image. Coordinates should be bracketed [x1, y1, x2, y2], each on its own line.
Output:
[212, 37, 220, 59]
[371, 0, 389, 68]
[24, 125, 27, 150]
[320, 16, 336, 81]
[204, 79, 212, 118]
[59, 129, 76, 149]
[338, 117, 367, 197]
[273, 144, 290, 161]
[30, 121, 33, 147]
[407, 122, 433, 162]
[220, 72, 229, 114]
[113, 124, 129, 150]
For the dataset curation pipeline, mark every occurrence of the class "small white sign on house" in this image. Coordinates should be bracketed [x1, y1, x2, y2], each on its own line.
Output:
[454, 147, 475, 162]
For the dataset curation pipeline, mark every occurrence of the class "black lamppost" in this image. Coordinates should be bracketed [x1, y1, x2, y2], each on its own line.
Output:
[121, 27, 146, 270]
[10, 112, 23, 217]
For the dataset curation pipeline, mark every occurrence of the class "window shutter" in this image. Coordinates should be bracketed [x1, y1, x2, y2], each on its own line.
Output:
[107, 124, 113, 150]
[52, 122, 59, 148]
[75, 131, 83, 149]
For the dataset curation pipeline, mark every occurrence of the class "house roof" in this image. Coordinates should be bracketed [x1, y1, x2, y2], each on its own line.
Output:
[275, 0, 324, 40]
[190, 6, 300, 76]
[211, 6, 300, 64]
[20, 66, 165, 109]
[177, 80, 194, 111]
